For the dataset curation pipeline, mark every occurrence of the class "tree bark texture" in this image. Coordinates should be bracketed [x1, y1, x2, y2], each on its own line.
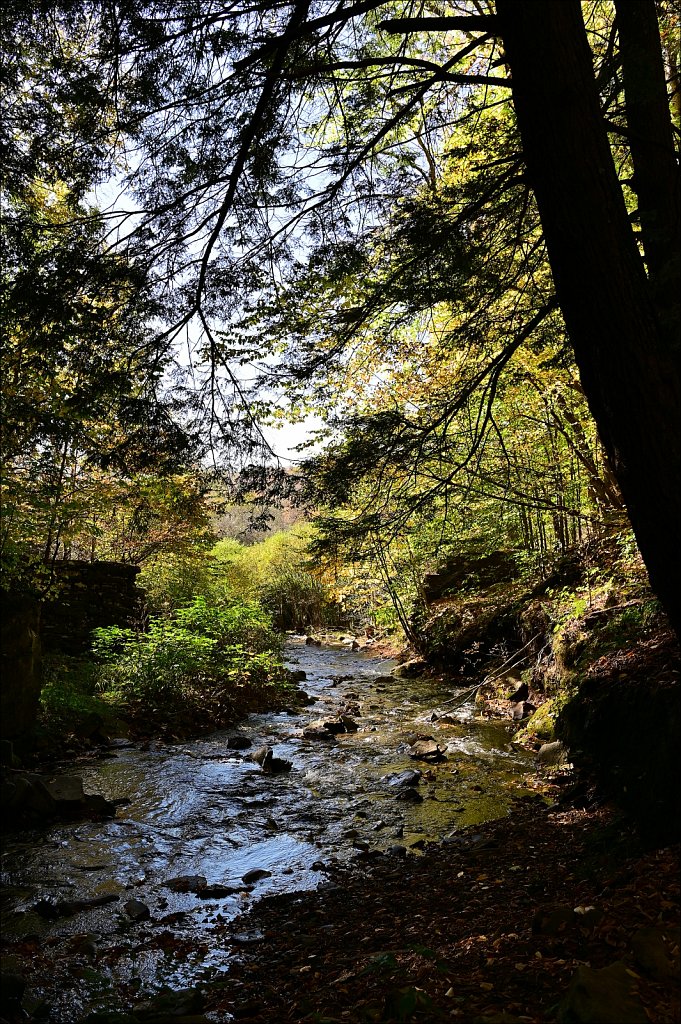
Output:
[495, 0, 680, 634]
[615, 0, 680, 350]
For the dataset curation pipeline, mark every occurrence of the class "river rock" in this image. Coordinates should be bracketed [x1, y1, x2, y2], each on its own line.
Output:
[536, 740, 568, 765]
[302, 726, 336, 742]
[288, 669, 307, 682]
[408, 738, 447, 762]
[133, 985, 206, 1019]
[241, 868, 272, 884]
[231, 931, 264, 945]
[43, 775, 116, 818]
[34, 893, 120, 918]
[338, 714, 359, 731]
[395, 788, 423, 803]
[164, 874, 207, 894]
[247, 745, 270, 765]
[199, 883, 239, 898]
[305, 636, 322, 646]
[392, 659, 428, 679]
[2, 772, 116, 822]
[386, 769, 422, 788]
[558, 961, 647, 1023]
[386, 844, 408, 857]
[260, 749, 292, 774]
[123, 899, 151, 921]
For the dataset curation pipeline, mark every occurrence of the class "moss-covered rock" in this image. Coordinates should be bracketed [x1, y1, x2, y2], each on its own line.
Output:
[515, 692, 574, 743]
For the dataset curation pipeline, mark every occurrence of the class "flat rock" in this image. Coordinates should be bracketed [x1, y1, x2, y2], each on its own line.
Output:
[198, 883, 239, 898]
[34, 893, 120, 919]
[408, 739, 447, 762]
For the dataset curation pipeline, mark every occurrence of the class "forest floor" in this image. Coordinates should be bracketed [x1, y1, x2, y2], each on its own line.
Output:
[201, 620, 681, 1024]
[4, 591, 679, 1023]
[204, 790, 680, 1024]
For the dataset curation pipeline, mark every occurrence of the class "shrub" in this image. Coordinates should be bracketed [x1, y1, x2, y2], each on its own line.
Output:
[91, 596, 286, 718]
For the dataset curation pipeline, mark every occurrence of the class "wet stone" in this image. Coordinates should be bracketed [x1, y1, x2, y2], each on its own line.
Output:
[123, 899, 150, 922]
[164, 874, 207, 894]
[396, 788, 424, 803]
[199, 883, 239, 898]
[386, 769, 422, 788]
[241, 868, 272, 884]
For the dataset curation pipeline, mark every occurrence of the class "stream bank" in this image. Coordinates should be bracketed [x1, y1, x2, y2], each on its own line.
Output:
[1, 638, 544, 1023]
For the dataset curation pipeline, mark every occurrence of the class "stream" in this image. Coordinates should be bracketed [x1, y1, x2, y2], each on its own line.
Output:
[1, 639, 536, 1020]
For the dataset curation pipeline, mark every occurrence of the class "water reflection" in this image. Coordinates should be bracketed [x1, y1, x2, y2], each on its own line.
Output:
[1, 639, 534, 1006]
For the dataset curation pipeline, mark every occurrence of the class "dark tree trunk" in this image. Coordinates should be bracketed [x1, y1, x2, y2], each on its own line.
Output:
[615, 0, 680, 349]
[495, 0, 680, 635]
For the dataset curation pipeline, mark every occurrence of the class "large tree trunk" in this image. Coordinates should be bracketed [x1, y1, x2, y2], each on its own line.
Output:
[615, 0, 680, 350]
[495, 0, 680, 635]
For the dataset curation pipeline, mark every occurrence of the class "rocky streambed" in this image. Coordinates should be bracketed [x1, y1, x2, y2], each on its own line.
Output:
[1, 638, 539, 1022]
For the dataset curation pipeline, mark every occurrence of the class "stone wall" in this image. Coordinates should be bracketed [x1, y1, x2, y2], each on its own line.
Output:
[41, 561, 147, 655]
[0, 593, 42, 742]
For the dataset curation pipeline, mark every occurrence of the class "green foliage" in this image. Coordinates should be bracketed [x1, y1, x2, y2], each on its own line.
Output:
[92, 596, 285, 715]
[211, 526, 341, 629]
[39, 653, 127, 735]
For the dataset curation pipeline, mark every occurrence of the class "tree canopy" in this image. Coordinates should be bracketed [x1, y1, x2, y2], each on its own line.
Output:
[2, 1, 679, 629]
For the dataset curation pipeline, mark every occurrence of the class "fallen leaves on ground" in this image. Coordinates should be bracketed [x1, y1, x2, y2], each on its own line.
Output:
[207, 795, 679, 1024]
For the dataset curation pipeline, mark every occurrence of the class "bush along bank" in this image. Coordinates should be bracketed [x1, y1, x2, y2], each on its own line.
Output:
[1, 595, 308, 826]
[409, 534, 680, 844]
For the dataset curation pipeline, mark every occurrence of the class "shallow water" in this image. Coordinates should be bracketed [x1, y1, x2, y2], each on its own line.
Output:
[0, 639, 534, 1018]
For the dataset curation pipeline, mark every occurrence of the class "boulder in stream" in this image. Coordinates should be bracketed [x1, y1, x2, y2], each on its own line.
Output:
[408, 738, 448, 763]
[1, 771, 116, 823]
[34, 893, 120, 918]
[261, 749, 292, 774]
[302, 725, 337, 742]
[241, 868, 272, 884]
[386, 769, 422, 789]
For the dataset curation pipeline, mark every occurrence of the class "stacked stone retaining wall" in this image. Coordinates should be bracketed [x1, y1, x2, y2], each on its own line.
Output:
[41, 560, 146, 655]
